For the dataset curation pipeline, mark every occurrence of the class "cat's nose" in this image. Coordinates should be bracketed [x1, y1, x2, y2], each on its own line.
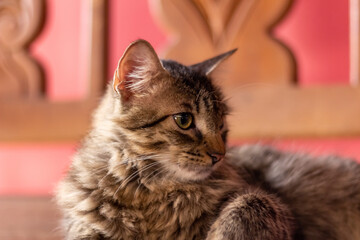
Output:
[208, 152, 225, 165]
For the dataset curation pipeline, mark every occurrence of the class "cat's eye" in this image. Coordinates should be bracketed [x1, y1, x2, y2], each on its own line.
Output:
[173, 113, 193, 130]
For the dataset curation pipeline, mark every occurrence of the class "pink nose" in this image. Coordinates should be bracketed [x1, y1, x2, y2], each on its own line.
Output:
[208, 152, 225, 165]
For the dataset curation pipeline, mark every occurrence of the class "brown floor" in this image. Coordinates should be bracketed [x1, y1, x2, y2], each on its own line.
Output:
[0, 197, 62, 240]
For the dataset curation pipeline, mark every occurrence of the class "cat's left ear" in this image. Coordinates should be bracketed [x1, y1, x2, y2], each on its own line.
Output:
[190, 49, 237, 76]
[113, 39, 164, 101]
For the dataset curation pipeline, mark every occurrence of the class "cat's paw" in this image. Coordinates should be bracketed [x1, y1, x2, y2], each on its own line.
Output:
[207, 191, 293, 240]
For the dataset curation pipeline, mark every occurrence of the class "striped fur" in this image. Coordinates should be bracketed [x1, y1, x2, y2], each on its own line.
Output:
[56, 40, 360, 239]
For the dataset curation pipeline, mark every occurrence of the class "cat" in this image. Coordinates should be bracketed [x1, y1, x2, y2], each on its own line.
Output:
[56, 39, 360, 240]
[228, 145, 360, 240]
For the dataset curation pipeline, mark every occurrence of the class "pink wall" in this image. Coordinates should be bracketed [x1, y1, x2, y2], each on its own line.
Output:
[31, 0, 86, 100]
[107, 0, 167, 80]
[0, 0, 359, 196]
[274, 0, 349, 85]
[0, 144, 75, 195]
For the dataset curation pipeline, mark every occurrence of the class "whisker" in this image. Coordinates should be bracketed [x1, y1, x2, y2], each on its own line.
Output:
[121, 161, 159, 186]
[115, 154, 163, 167]
[133, 164, 167, 198]
[98, 172, 110, 186]
[98, 155, 163, 186]
[147, 167, 168, 183]
[113, 161, 161, 197]
[144, 166, 168, 188]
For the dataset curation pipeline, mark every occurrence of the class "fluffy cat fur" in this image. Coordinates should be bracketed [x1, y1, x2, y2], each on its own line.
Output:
[56, 39, 360, 239]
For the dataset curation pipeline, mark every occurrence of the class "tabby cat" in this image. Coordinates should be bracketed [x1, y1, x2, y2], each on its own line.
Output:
[56, 39, 360, 240]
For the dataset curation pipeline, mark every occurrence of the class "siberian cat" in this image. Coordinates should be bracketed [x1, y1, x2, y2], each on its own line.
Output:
[56, 39, 360, 239]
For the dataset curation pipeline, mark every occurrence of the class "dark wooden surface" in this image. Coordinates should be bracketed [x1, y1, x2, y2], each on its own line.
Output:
[0, 197, 62, 240]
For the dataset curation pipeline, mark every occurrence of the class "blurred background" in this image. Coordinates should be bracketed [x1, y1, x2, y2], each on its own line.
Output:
[1, 0, 360, 238]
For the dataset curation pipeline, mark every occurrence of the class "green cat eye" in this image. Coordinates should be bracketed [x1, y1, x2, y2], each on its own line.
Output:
[173, 113, 193, 130]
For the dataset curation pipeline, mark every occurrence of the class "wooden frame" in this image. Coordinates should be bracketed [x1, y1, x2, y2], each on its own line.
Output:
[227, 86, 360, 139]
[0, 0, 107, 142]
[1, 0, 359, 141]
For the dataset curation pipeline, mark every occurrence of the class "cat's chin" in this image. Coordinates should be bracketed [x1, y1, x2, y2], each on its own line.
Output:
[166, 163, 214, 182]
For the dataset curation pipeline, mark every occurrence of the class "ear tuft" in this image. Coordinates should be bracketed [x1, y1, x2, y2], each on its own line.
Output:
[190, 49, 237, 76]
[113, 39, 164, 101]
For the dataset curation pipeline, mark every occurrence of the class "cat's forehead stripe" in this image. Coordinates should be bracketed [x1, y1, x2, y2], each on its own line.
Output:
[180, 103, 193, 112]
[195, 98, 200, 113]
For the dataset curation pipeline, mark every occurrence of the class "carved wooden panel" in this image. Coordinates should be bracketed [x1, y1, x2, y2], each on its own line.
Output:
[150, 0, 360, 139]
[0, 0, 107, 141]
[150, 0, 295, 87]
[1, 0, 359, 141]
[0, 0, 44, 99]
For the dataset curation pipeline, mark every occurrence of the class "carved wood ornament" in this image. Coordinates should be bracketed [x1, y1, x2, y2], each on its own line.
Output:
[0, 0, 359, 141]
[0, 0, 44, 99]
[0, 0, 107, 141]
[150, 0, 360, 139]
[150, 0, 295, 85]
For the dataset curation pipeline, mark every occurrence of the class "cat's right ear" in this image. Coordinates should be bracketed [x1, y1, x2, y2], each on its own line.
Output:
[113, 39, 164, 101]
[190, 49, 237, 76]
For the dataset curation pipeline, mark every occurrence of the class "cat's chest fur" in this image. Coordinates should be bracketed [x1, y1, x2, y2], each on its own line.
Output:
[96, 161, 243, 239]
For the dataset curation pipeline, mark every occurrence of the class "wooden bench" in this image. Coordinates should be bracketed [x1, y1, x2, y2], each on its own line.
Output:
[0, 197, 62, 240]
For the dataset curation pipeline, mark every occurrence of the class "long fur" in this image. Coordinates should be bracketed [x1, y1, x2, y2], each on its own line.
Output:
[56, 40, 360, 240]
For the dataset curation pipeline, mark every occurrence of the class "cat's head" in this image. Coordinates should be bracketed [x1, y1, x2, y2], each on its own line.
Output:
[109, 39, 235, 181]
